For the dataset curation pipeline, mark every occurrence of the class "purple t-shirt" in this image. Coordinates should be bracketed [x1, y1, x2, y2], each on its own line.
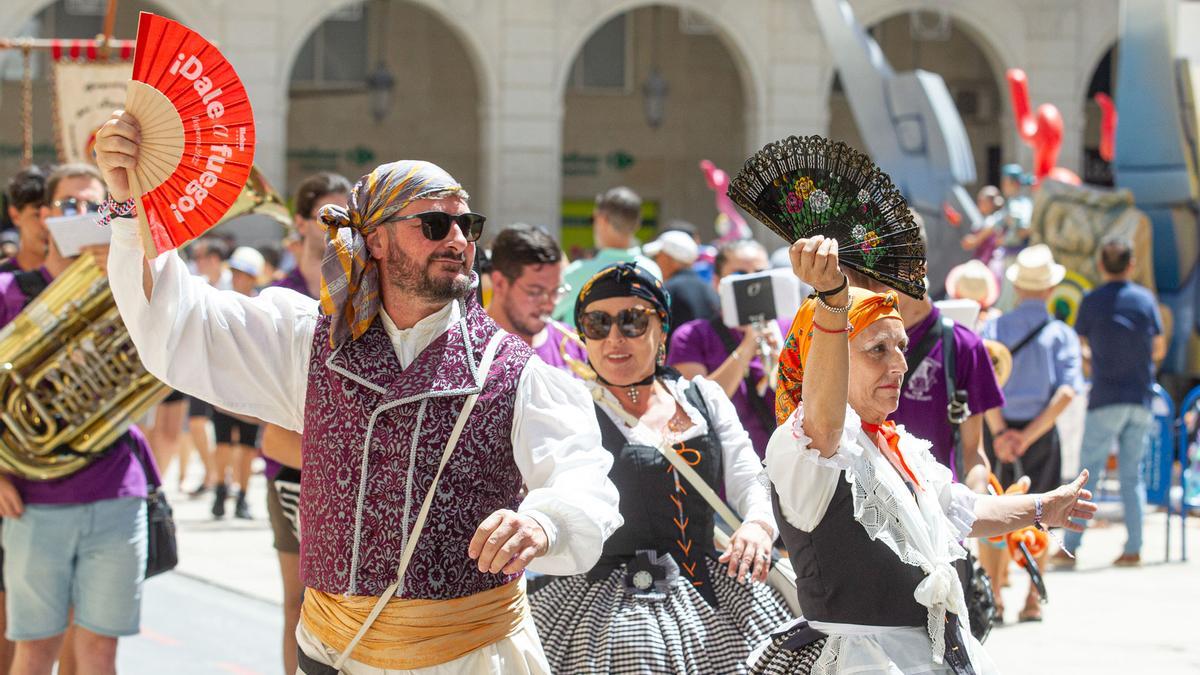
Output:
[532, 321, 587, 375]
[894, 307, 1005, 475]
[263, 267, 315, 480]
[0, 268, 150, 504]
[667, 317, 791, 457]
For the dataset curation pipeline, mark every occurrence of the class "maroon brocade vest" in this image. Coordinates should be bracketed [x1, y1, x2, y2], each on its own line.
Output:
[299, 296, 532, 598]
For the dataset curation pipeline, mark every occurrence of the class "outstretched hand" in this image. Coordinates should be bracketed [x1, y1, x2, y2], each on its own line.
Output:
[1040, 470, 1098, 532]
[468, 509, 549, 575]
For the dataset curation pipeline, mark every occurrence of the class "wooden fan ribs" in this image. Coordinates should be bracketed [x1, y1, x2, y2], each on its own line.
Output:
[125, 12, 256, 258]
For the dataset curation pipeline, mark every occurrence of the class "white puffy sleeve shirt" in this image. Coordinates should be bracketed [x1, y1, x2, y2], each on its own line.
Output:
[107, 217, 621, 575]
[764, 402, 977, 538]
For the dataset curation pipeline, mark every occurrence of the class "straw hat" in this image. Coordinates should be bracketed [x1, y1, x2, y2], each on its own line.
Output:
[984, 339, 1013, 387]
[1006, 244, 1065, 291]
[945, 259, 999, 308]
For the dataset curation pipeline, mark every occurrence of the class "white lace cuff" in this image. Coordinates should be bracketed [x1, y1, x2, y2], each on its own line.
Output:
[788, 402, 863, 461]
[943, 482, 979, 541]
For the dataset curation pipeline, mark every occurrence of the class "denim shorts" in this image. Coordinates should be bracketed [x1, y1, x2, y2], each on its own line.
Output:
[2, 497, 147, 641]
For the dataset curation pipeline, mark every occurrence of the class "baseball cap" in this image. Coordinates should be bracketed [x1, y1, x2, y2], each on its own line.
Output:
[228, 246, 265, 278]
[643, 230, 699, 264]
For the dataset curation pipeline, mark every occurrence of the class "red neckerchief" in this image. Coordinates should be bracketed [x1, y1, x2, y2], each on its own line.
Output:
[861, 420, 923, 491]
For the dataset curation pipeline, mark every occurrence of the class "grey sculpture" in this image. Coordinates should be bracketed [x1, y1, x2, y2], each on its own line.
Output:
[813, 0, 982, 291]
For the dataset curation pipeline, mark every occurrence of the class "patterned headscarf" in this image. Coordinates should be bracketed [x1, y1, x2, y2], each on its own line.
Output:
[318, 160, 466, 348]
[574, 262, 671, 337]
[775, 287, 903, 424]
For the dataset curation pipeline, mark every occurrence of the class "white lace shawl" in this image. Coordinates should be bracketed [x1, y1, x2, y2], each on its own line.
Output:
[763, 403, 979, 665]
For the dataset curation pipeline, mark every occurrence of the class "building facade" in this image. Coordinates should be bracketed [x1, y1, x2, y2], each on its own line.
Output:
[0, 0, 1120, 244]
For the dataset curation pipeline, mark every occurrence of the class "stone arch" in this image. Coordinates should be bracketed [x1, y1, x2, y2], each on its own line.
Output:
[0, 0, 197, 180]
[1081, 42, 1118, 185]
[818, 1, 1019, 185]
[0, 0, 204, 37]
[279, 0, 495, 111]
[557, 2, 763, 246]
[557, 0, 765, 150]
[278, 0, 496, 205]
[825, 7, 1012, 186]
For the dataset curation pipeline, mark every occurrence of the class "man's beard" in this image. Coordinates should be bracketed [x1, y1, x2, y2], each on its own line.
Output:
[384, 239, 471, 303]
[501, 299, 547, 339]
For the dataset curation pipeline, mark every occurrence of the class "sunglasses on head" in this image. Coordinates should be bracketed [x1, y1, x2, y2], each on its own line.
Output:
[387, 211, 486, 242]
[51, 198, 102, 216]
[579, 307, 659, 341]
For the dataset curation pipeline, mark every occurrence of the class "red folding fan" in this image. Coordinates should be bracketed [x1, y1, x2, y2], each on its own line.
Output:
[125, 12, 255, 257]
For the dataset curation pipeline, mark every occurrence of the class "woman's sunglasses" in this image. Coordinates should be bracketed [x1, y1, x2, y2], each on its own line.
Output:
[388, 211, 486, 242]
[579, 307, 659, 341]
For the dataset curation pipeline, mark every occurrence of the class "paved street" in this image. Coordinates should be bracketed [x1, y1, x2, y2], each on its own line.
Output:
[120, 460, 1200, 674]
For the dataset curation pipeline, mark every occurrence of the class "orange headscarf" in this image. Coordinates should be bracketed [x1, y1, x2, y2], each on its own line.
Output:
[774, 287, 903, 425]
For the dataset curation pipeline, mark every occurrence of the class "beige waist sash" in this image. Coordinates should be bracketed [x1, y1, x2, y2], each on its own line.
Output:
[300, 578, 529, 670]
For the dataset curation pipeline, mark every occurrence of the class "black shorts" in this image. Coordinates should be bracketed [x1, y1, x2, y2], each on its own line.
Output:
[188, 396, 213, 419]
[212, 410, 260, 447]
[984, 418, 1062, 494]
[164, 389, 187, 404]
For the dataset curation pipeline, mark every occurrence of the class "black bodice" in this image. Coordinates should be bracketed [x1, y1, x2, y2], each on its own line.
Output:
[591, 377, 724, 605]
[772, 478, 928, 627]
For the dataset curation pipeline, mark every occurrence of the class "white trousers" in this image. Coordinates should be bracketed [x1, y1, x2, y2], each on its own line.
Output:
[295, 616, 551, 675]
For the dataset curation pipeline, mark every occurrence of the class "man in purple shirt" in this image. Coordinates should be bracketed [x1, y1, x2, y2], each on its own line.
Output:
[487, 224, 588, 376]
[0, 167, 47, 274]
[668, 240, 785, 457]
[846, 258, 1005, 489]
[0, 164, 151, 675]
[258, 171, 350, 675]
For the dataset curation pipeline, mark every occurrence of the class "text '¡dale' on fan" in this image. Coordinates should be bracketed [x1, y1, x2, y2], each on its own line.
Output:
[123, 12, 255, 258]
[727, 135, 928, 299]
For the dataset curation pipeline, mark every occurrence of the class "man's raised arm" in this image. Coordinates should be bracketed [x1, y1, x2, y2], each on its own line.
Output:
[100, 110, 315, 431]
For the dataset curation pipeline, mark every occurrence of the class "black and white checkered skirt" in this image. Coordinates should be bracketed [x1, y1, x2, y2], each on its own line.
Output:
[530, 557, 793, 674]
[746, 620, 825, 675]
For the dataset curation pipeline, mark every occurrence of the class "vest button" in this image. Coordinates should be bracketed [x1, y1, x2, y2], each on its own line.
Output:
[632, 570, 654, 590]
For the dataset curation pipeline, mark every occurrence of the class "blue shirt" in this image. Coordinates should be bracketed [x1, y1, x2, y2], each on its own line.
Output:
[982, 299, 1083, 422]
[1074, 280, 1161, 409]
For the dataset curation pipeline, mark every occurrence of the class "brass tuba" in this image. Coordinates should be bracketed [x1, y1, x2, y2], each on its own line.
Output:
[0, 252, 168, 480]
[0, 165, 290, 480]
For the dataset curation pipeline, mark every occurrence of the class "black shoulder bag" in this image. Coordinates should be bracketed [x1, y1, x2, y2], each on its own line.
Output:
[131, 440, 178, 578]
[708, 317, 778, 435]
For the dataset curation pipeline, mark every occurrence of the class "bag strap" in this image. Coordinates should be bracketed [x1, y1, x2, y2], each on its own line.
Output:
[656, 381, 745, 530]
[332, 328, 507, 671]
[939, 317, 969, 481]
[13, 269, 48, 306]
[902, 317, 944, 392]
[128, 433, 162, 491]
[1007, 318, 1051, 358]
[707, 317, 777, 436]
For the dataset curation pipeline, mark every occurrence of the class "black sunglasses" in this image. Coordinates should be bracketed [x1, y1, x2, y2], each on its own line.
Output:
[388, 211, 486, 242]
[51, 198, 102, 215]
[579, 307, 659, 341]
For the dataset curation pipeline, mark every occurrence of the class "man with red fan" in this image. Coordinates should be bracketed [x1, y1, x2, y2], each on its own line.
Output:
[97, 111, 621, 674]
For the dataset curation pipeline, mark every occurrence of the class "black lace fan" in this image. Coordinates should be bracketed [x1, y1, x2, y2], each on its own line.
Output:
[727, 135, 927, 299]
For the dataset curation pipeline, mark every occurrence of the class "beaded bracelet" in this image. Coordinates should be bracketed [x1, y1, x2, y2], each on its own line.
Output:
[98, 195, 137, 227]
[815, 294, 851, 314]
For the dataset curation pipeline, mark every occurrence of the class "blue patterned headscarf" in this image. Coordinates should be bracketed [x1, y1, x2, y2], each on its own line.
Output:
[318, 160, 465, 348]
